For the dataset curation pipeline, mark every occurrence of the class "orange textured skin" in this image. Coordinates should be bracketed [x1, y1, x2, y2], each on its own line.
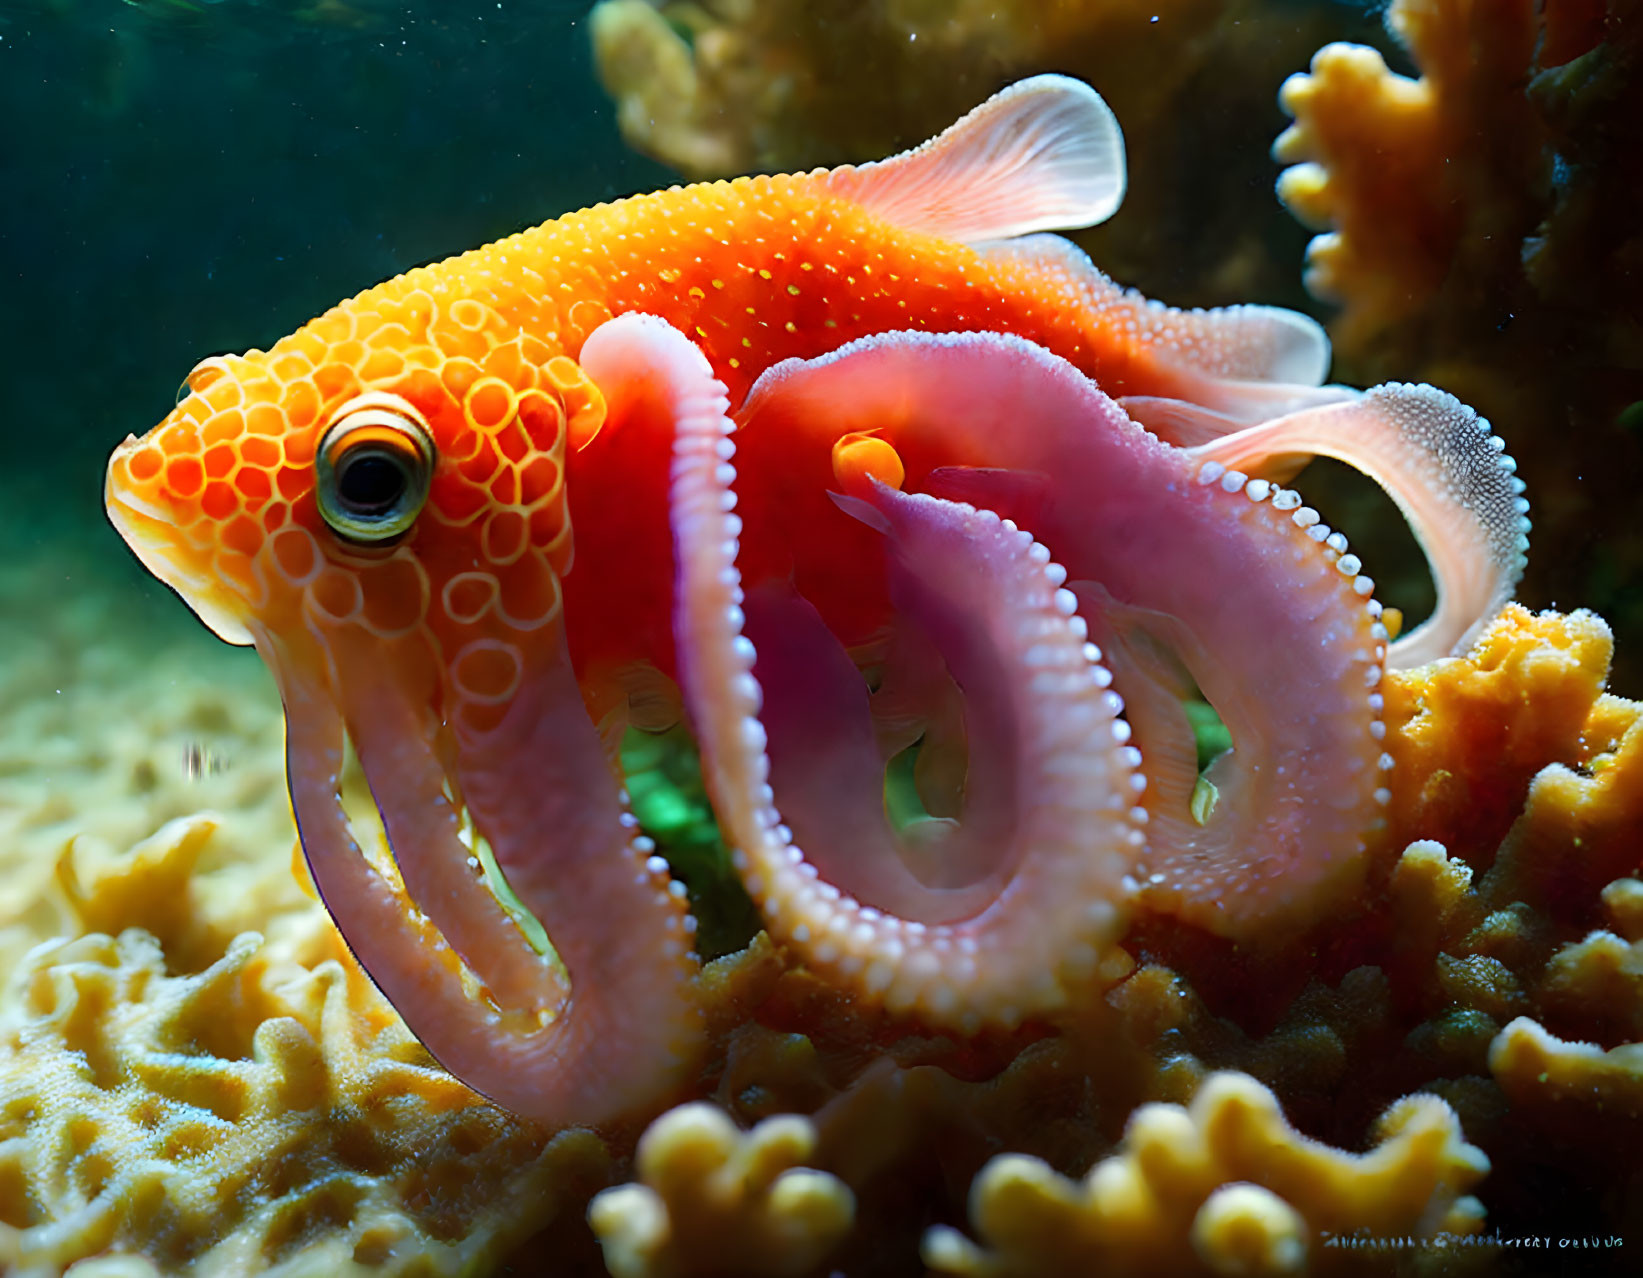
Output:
[108, 172, 1206, 701]
[101, 70, 1538, 1129]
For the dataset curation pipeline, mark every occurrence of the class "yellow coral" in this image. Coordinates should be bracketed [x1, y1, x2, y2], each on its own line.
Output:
[1489, 875, 1643, 1122]
[1273, 42, 1447, 329]
[588, 0, 1220, 179]
[1492, 690, 1643, 909]
[0, 545, 301, 987]
[922, 1072, 1488, 1277]
[0, 824, 605, 1277]
[586, 0, 742, 178]
[1490, 1018, 1643, 1119]
[1382, 605, 1620, 864]
[1272, 0, 1542, 354]
[588, 1103, 853, 1278]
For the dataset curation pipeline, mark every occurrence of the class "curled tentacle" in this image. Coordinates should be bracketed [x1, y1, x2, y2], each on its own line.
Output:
[740, 581, 1005, 917]
[673, 389, 1143, 1031]
[736, 330, 1390, 939]
[265, 613, 701, 1128]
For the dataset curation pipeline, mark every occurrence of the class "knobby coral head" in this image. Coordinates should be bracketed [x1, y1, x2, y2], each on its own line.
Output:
[105, 75, 1529, 1130]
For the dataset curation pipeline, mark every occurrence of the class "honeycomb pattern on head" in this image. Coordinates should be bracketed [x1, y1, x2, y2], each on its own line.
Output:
[106, 278, 607, 720]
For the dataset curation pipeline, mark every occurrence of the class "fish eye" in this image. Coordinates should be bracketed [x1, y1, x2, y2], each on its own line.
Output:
[315, 392, 435, 544]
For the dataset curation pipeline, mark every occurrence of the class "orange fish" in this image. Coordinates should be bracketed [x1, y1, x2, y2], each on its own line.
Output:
[106, 76, 1527, 1126]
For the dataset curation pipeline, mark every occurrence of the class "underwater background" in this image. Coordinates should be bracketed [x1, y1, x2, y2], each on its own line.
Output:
[3, 0, 1641, 1275]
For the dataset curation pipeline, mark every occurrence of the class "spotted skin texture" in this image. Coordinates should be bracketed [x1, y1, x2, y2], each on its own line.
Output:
[106, 78, 1519, 1128]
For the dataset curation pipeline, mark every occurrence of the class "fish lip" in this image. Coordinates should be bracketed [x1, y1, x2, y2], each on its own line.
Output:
[105, 447, 255, 646]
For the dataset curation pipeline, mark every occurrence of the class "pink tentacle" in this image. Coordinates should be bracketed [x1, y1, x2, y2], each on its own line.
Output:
[1178, 385, 1529, 667]
[272, 630, 480, 1022]
[263, 626, 701, 1128]
[739, 330, 1388, 939]
[741, 581, 1002, 921]
[327, 633, 557, 1013]
[670, 396, 1143, 1031]
[452, 621, 703, 1115]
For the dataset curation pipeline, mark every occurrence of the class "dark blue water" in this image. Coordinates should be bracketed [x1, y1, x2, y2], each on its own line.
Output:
[0, 1, 668, 577]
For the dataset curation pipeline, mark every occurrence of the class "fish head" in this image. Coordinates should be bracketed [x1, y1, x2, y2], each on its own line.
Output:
[105, 289, 602, 736]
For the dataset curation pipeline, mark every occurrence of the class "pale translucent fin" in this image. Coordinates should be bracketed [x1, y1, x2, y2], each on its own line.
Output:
[821, 76, 1126, 242]
[1118, 397, 1318, 478]
[1186, 383, 1531, 667]
[1117, 397, 1251, 449]
[1076, 584, 1203, 821]
[981, 234, 1338, 398]
[612, 659, 684, 733]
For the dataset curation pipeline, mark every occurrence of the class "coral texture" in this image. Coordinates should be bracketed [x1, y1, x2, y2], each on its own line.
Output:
[4, 597, 1642, 1271]
[1383, 604, 1643, 902]
[1274, 0, 1643, 685]
[0, 537, 301, 987]
[922, 1072, 1487, 1277]
[0, 836, 603, 1277]
[588, 1104, 852, 1278]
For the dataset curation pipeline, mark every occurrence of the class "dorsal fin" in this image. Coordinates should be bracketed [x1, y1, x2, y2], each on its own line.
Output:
[820, 75, 1126, 243]
[980, 233, 1334, 387]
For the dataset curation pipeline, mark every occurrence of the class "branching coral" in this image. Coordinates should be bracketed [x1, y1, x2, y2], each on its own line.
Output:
[1489, 877, 1643, 1132]
[0, 817, 606, 1278]
[1274, 0, 1643, 682]
[1382, 604, 1643, 911]
[921, 1072, 1487, 1278]
[589, 0, 1210, 178]
[0, 538, 301, 987]
[588, 1104, 852, 1278]
[1381, 604, 1617, 864]
[1273, 4, 1544, 357]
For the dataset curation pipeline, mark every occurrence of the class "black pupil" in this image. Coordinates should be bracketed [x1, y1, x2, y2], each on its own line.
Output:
[337, 451, 408, 515]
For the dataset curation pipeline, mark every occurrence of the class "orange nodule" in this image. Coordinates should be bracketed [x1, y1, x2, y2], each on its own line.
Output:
[831, 432, 905, 499]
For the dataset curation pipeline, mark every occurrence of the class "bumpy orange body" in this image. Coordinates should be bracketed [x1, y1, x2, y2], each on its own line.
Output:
[112, 173, 1268, 706]
[105, 77, 1526, 1128]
